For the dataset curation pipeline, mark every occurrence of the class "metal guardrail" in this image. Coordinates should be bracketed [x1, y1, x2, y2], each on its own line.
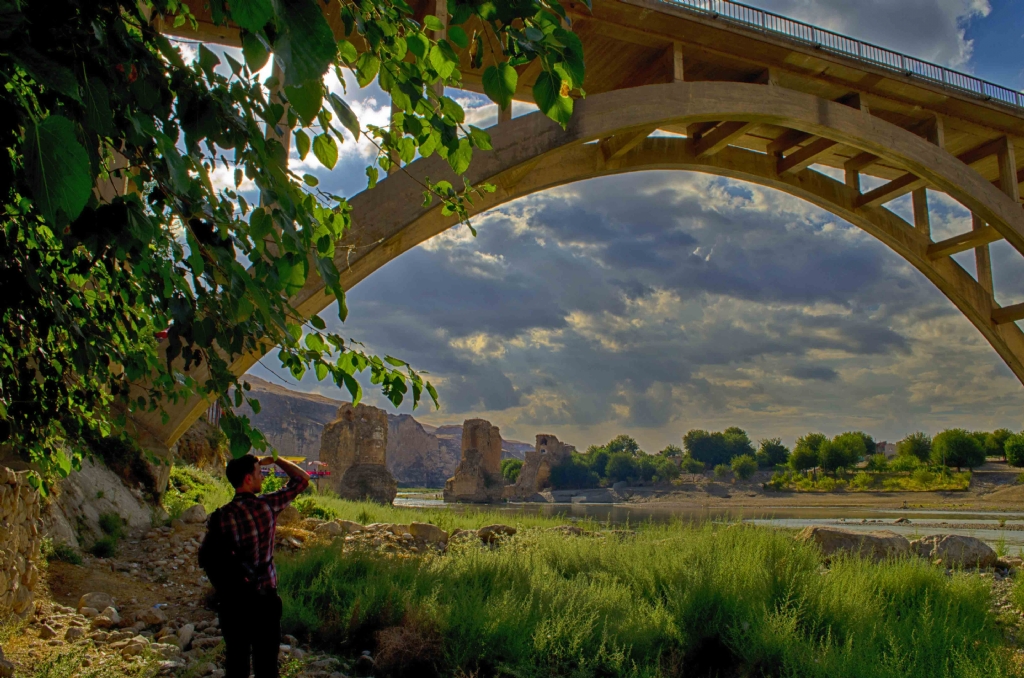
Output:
[655, 0, 1024, 111]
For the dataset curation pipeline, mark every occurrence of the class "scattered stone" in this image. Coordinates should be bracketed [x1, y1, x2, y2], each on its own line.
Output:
[64, 627, 85, 642]
[314, 522, 345, 538]
[477, 524, 517, 544]
[170, 519, 186, 531]
[337, 520, 365, 534]
[138, 606, 168, 626]
[894, 517, 910, 524]
[179, 504, 207, 524]
[796, 526, 910, 561]
[38, 624, 57, 640]
[177, 623, 195, 650]
[277, 505, 301, 526]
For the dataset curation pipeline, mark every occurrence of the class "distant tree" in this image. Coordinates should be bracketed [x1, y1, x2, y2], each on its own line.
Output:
[587, 448, 611, 478]
[865, 454, 889, 472]
[731, 454, 758, 480]
[889, 454, 921, 473]
[756, 438, 790, 468]
[680, 456, 705, 475]
[713, 464, 731, 479]
[896, 432, 932, 463]
[659, 444, 683, 458]
[854, 432, 876, 458]
[653, 456, 681, 482]
[1005, 433, 1024, 467]
[931, 429, 986, 471]
[549, 453, 600, 490]
[723, 427, 756, 459]
[606, 435, 642, 457]
[970, 431, 990, 451]
[820, 432, 868, 473]
[501, 458, 524, 484]
[606, 453, 639, 483]
[790, 433, 827, 471]
[637, 455, 660, 482]
[987, 429, 1013, 460]
[684, 428, 753, 467]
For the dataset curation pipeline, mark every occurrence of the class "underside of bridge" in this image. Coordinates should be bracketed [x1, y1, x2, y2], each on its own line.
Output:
[136, 0, 1024, 455]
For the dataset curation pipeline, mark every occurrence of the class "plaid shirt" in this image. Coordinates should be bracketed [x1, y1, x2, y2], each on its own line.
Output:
[214, 476, 308, 591]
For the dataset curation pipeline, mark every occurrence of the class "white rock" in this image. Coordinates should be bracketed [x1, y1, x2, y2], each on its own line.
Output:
[138, 606, 167, 626]
[314, 522, 344, 537]
[100, 607, 120, 625]
[336, 520, 365, 534]
[176, 623, 195, 650]
[409, 522, 448, 544]
[78, 592, 115, 612]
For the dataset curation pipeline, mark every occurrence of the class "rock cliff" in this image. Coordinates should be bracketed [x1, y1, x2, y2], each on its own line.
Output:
[234, 376, 340, 459]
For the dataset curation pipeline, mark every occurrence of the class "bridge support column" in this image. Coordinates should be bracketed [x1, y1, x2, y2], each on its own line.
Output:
[973, 214, 994, 294]
[912, 189, 930, 238]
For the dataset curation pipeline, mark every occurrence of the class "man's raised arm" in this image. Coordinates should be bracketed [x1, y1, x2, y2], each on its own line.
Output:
[260, 456, 310, 494]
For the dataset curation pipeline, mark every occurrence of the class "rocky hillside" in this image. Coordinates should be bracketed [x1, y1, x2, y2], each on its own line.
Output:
[233, 376, 530, 487]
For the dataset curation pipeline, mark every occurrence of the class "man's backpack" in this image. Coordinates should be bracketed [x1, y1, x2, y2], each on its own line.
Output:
[198, 507, 262, 597]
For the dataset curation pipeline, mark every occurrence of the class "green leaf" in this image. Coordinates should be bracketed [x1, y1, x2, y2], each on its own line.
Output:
[23, 116, 92, 225]
[315, 363, 329, 381]
[448, 137, 472, 174]
[533, 71, 573, 127]
[468, 126, 492, 150]
[366, 166, 378, 189]
[423, 15, 445, 31]
[294, 129, 311, 160]
[12, 47, 81, 102]
[524, 26, 544, 42]
[310, 314, 327, 330]
[448, 25, 469, 49]
[482, 63, 517, 110]
[83, 77, 115, 137]
[241, 31, 270, 71]
[305, 332, 326, 351]
[302, 173, 319, 186]
[230, 0, 273, 32]
[337, 39, 358, 64]
[284, 81, 323, 126]
[408, 33, 430, 59]
[440, 96, 464, 123]
[554, 28, 586, 86]
[328, 93, 361, 141]
[273, 0, 338, 87]
[429, 44, 457, 79]
[355, 53, 380, 88]
[198, 44, 221, 76]
[313, 133, 338, 169]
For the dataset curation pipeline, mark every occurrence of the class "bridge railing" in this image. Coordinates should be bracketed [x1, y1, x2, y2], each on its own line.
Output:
[656, 0, 1024, 111]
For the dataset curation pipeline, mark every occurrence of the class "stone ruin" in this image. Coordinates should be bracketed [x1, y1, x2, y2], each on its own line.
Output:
[443, 419, 504, 503]
[508, 434, 574, 499]
[0, 467, 42, 620]
[318, 403, 397, 505]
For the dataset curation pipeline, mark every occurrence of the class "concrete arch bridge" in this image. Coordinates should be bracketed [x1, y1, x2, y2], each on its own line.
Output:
[141, 0, 1024, 455]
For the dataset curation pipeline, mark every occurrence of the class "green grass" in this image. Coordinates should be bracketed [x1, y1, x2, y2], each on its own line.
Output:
[163, 464, 234, 518]
[40, 537, 82, 566]
[277, 522, 1012, 678]
[770, 469, 972, 492]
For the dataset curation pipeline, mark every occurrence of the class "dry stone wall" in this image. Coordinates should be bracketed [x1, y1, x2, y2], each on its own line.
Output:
[0, 467, 42, 619]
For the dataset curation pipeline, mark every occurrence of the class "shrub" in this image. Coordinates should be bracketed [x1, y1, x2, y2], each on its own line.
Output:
[755, 438, 789, 468]
[987, 428, 1013, 458]
[164, 465, 234, 518]
[865, 454, 889, 472]
[932, 428, 986, 471]
[549, 453, 600, 490]
[683, 428, 754, 468]
[606, 453, 638, 483]
[851, 472, 874, 490]
[89, 434, 159, 493]
[500, 458, 524, 483]
[680, 456, 705, 475]
[262, 473, 286, 493]
[896, 432, 932, 463]
[89, 537, 117, 558]
[1005, 433, 1024, 467]
[294, 497, 338, 521]
[730, 454, 757, 480]
[911, 468, 936, 486]
[651, 455, 680, 482]
[820, 433, 866, 474]
[98, 512, 125, 539]
[889, 454, 921, 473]
[41, 538, 82, 565]
[713, 464, 730, 479]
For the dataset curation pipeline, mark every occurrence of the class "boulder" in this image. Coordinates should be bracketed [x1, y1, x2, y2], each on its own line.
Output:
[64, 627, 85, 642]
[796, 526, 909, 561]
[477, 524, 517, 544]
[138, 606, 167, 627]
[177, 623, 195, 650]
[277, 505, 301, 526]
[409, 522, 448, 544]
[79, 607, 99, 618]
[300, 517, 324, 531]
[179, 504, 207, 524]
[314, 522, 345, 538]
[38, 624, 57, 640]
[78, 592, 115, 612]
[910, 534, 997, 568]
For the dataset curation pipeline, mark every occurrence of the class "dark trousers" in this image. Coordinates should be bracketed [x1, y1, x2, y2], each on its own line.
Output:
[219, 588, 282, 678]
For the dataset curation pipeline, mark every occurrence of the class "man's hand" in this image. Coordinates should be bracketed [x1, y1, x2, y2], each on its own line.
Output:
[259, 456, 276, 466]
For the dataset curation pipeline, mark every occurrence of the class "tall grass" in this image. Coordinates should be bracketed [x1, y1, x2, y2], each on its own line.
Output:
[277, 522, 1010, 678]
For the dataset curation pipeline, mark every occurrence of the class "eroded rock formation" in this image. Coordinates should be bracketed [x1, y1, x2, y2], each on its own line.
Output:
[443, 419, 504, 503]
[235, 376, 341, 459]
[509, 434, 574, 499]
[319, 403, 397, 504]
[386, 415, 457, 487]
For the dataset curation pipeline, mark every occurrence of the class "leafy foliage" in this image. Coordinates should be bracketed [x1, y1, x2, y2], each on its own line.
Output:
[789, 432, 826, 471]
[730, 454, 757, 480]
[755, 437, 789, 468]
[931, 428, 986, 471]
[682, 427, 754, 467]
[0, 0, 586, 482]
[896, 432, 932, 463]
[500, 458, 523, 483]
[819, 432, 866, 474]
[1005, 433, 1024, 468]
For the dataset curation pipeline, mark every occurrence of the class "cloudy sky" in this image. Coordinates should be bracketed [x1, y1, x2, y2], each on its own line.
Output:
[239, 0, 1024, 450]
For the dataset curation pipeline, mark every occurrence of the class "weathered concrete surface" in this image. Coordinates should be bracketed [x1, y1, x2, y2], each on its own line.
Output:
[444, 420, 504, 503]
[319, 403, 397, 503]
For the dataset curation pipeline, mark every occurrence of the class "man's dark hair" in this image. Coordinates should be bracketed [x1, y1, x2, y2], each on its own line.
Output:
[226, 455, 260, 488]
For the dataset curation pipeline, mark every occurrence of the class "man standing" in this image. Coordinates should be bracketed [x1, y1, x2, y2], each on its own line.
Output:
[209, 454, 309, 678]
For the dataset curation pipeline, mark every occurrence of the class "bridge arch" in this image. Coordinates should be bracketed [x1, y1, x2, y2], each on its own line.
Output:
[144, 81, 1024, 449]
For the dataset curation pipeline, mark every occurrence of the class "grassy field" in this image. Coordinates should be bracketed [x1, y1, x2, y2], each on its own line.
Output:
[277, 523, 1016, 678]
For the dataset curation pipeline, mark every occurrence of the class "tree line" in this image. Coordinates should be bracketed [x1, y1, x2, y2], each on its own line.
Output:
[510, 426, 1024, 491]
